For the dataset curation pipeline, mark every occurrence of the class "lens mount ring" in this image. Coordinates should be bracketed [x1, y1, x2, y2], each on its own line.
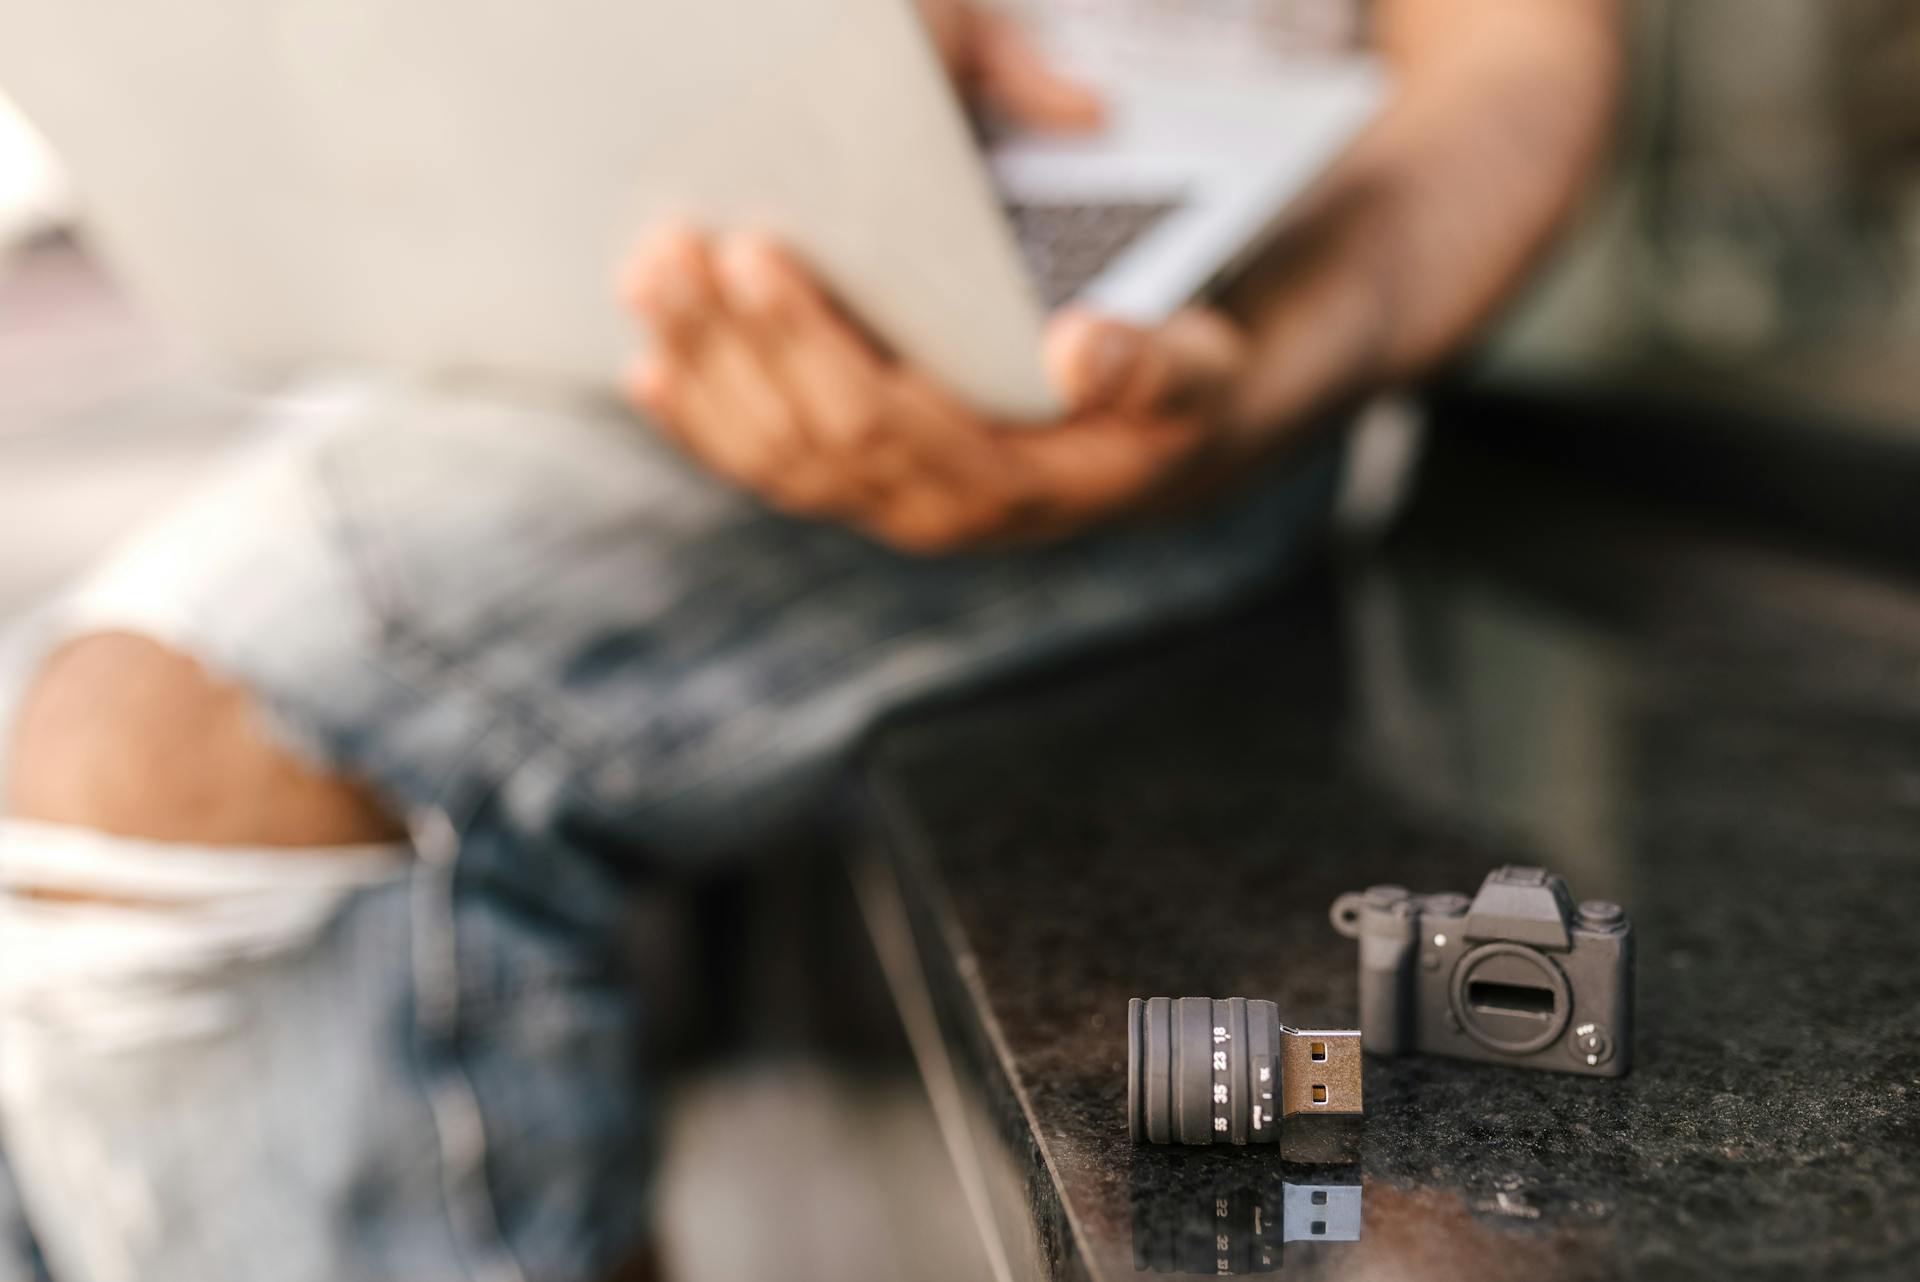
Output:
[1448, 942, 1572, 1056]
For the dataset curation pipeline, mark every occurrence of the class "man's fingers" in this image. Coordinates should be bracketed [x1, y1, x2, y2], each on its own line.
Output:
[1132, 308, 1250, 414]
[624, 224, 1239, 550]
[1041, 311, 1244, 513]
[1044, 309, 1149, 413]
[885, 376, 1027, 514]
[1045, 307, 1248, 416]
[624, 353, 675, 427]
[626, 236, 806, 485]
[653, 232, 893, 517]
[626, 353, 754, 481]
[1006, 414, 1207, 524]
[693, 326, 809, 474]
[623, 222, 723, 353]
[713, 235, 892, 451]
[861, 484, 989, 556]
[972, 11, 1104, 132]
[706, 242, 1027, 536]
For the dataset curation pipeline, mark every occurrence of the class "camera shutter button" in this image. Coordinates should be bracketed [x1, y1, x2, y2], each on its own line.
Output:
[1364, 885, 1410, 909]
[1578, 900, 1625, 929]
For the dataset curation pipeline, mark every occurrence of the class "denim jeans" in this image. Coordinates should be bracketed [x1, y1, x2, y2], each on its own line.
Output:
[0, 380, 1337, 1281]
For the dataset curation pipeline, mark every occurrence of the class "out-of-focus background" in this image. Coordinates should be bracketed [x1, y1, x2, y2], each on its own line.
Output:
[1497, 0, 1920, 434]
[5, 0, 1919, 620]
[1, 2, 1917, 1279]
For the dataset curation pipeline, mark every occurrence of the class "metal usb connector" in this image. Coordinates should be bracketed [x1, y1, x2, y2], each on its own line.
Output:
[1130, 998, 1364, 1144]
[1278, 1027, 1364, 1117]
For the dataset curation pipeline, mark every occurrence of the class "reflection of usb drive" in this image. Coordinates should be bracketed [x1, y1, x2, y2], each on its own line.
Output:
[1128, 1174, 1364, 1273]
[1282, 1184, 1363, 1243]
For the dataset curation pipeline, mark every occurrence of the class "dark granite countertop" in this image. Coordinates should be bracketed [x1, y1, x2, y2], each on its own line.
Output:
[855, 435, 1920, 1282]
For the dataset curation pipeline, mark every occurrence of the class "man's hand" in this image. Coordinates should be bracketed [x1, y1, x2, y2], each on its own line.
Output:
[623, 0, 1213, 556]
[619, 0, 1625, 555]
[624, 227, 1258, 554]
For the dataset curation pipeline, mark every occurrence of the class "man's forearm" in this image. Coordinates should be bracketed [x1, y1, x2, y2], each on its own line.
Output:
[1224, 0, 1625, 430]
[1363, 0, 1625, 377]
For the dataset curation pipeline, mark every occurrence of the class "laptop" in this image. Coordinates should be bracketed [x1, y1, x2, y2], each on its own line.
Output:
[0, 0, 1383, 420]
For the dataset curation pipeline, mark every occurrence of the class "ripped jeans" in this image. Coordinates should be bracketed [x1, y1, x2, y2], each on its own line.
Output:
[0, 381, 1336, 1281]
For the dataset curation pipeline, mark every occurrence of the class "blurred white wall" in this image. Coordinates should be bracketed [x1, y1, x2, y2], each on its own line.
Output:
[0, 87, 69, 251]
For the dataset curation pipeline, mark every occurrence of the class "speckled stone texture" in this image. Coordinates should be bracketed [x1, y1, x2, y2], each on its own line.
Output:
[860, 445, 1920, 1282]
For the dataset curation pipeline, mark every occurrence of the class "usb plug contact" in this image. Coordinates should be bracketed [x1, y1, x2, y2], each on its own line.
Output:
[1278, 1027, 1363, 1117]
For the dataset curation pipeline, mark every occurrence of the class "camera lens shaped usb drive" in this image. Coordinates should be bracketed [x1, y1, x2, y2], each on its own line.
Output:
[1128, 997, 1362, 1144]
[1330, 865, 1634, 1076]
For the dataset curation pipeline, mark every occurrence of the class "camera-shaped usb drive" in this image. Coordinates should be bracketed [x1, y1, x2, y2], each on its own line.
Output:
[1330, 866, 1633, 1076]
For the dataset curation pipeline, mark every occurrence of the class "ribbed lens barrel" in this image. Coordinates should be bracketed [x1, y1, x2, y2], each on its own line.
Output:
[1128, 996, 1282, 1145]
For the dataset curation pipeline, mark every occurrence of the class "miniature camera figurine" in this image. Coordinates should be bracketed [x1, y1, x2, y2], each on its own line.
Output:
[1329, 866, 1633, 1077]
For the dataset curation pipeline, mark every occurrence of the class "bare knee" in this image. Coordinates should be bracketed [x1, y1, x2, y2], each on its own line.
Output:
[7, 632, 406, 846]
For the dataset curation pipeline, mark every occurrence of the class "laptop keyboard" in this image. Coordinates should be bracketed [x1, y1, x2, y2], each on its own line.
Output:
[1004, 199, 1184, 309]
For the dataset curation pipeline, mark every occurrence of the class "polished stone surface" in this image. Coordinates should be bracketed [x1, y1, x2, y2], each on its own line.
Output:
[859, 438, 1920, 1281]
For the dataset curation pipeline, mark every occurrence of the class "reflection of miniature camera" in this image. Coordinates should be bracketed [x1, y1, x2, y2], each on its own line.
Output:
[1330, 866, 1633, 1076]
